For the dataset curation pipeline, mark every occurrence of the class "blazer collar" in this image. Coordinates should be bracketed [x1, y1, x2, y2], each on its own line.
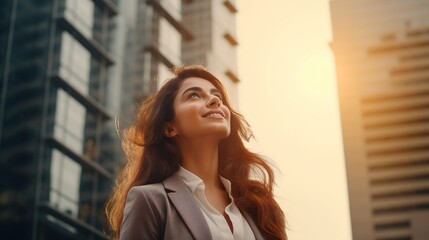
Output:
[242, 211, 265, 240]
[163, 173, 264, 240]
[163, 173, 213, 240]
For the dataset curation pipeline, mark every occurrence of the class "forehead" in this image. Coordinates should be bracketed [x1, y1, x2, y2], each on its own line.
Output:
[177, 77, 218, 93]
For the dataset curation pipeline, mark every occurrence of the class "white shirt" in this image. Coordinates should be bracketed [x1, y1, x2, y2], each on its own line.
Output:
[177, 167, 256, 240]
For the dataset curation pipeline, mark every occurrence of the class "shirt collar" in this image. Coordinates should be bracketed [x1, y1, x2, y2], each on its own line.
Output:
[177, 166, 233, 197]
[219, 176, 232, 198]
[177, 166, 205, 193]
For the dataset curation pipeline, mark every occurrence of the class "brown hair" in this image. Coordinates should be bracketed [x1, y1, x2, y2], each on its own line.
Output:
[105, 65, 287, 239]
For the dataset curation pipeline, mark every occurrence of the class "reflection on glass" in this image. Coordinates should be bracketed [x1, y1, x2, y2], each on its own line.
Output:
[48, 148, 95, 226]
[99, 120, 121, 174]
[142, 52, 152, 96]
[157, 63, 174, 90]
[46, 214, 78, 235]
[50, 149, 82, 218]
[60, 32, 91, 95]
[160, 0, 182, 21]
[95, 174, 113, 232]
[64, 0, 94, 38]
[158, 18, 181, 65]
[54, 89, 86, 154]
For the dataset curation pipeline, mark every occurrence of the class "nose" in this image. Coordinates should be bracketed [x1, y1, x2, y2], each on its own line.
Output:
[206, 95, 221, 108]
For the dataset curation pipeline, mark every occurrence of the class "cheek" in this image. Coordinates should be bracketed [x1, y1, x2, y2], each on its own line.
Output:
[225, 108, 232, 123]
[175, 105, 201, 127]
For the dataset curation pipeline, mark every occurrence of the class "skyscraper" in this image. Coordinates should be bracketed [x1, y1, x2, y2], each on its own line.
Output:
[330, 0, 429, 239]
[139, 0, 193, 96]
[182, 0, 240, 105]
[0, 0, 239, 239]
[1, 0, 123, 239]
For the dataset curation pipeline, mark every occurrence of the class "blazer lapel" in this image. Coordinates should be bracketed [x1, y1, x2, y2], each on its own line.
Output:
[242, 211, 264, 240]
[163, 174, 213, 240]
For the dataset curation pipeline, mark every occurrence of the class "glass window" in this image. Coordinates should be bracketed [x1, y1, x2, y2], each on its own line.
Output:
[59, 32, 91, 95]
[64, 0, 94, 38]
[158, 18, 181, 65]
[157, 63, 174, 90]
[95, 174, 114, 231]
[99, 120, 122, 175]
[48, 149, 95, 225]
[160, 0, 181, 21]
[54, 89, 86, 154]
[50, 149, 82, 219]
[143, 52, 152, 95]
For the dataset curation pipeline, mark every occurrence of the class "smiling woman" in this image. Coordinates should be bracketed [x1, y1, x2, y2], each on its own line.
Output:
[105, 65, 287, 240]
[167, 77, 231, 141]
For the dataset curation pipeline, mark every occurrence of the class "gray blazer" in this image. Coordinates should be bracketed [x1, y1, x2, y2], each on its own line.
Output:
[120, 173, 264, 240]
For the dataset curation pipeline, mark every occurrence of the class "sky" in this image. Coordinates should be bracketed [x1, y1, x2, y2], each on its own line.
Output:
[236, 1, 352, 239]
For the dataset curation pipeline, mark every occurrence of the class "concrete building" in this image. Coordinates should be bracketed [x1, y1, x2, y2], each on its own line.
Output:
[330, 0, 429, 240]
[182, 0, 240, 105]
[139, 0, 193, 96]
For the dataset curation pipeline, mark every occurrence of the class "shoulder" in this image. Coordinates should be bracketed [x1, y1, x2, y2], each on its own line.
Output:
[125, 173, 183, 208]
[129, 183, 165, 195]
[123, 183, 169, 226]
[121, 184, 169, 239]
[126, 183, 168, 205]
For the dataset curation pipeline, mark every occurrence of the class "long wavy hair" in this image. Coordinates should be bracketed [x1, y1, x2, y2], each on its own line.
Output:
[105, 65, 287, 239]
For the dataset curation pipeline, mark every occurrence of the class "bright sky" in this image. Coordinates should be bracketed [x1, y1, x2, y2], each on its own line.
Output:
[237, 1, 352, 240]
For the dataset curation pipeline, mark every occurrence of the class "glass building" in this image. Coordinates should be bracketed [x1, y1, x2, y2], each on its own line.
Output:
[330, 0, 429, 239]
[0, 0, 123, 239]
[0, 0, 240, 239]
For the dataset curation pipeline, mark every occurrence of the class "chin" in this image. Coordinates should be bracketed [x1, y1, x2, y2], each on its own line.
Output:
[215, 128, 231, 139]
[202, 127, 231, 139]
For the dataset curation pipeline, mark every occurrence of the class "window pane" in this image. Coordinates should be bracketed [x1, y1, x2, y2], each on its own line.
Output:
[160, 0, 181, 20]
[72, 41, 90, 83]
[64, 0, 94, 38]
[60, 32, 91, 95]
[48, 149, 94, 225]
[49, 150, 81, 218]
[95, 173, 114, 231]
[157, 63, 174, 90]
[54, 89, 87, 154]
[158, 18, 181, 65]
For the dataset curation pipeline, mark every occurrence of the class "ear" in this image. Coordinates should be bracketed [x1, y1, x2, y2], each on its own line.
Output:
[164, 123, 178, 138]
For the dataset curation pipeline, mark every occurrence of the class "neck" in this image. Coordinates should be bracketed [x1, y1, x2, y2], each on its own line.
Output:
[177, 137, 222, 190]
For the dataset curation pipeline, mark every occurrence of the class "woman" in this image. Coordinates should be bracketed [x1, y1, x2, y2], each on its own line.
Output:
[105, 65, 287, 240]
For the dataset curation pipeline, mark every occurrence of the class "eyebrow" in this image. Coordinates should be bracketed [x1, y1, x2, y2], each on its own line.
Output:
[181, 87, 221, 97]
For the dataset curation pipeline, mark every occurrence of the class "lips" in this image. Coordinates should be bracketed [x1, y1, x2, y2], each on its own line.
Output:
[202, 109, 226, 118]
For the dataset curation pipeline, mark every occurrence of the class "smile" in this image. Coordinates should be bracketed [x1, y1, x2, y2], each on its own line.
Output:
[205, 113, 224, 119]
[203, 110, 226, 119]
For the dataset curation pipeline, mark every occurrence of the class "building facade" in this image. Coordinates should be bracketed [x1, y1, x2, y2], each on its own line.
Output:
[1, 0, 123, 239]
[330, 0, 429, 240]
[0, 0, 239, 239]
[139, 0, 193, 95]
[182, 0, 240, 105]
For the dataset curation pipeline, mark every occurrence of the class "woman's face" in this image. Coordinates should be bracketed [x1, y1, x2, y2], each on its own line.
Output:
[167, 77, 231, 140]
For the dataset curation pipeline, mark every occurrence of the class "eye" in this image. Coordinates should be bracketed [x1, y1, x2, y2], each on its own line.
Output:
[188, 92, 201, 99]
